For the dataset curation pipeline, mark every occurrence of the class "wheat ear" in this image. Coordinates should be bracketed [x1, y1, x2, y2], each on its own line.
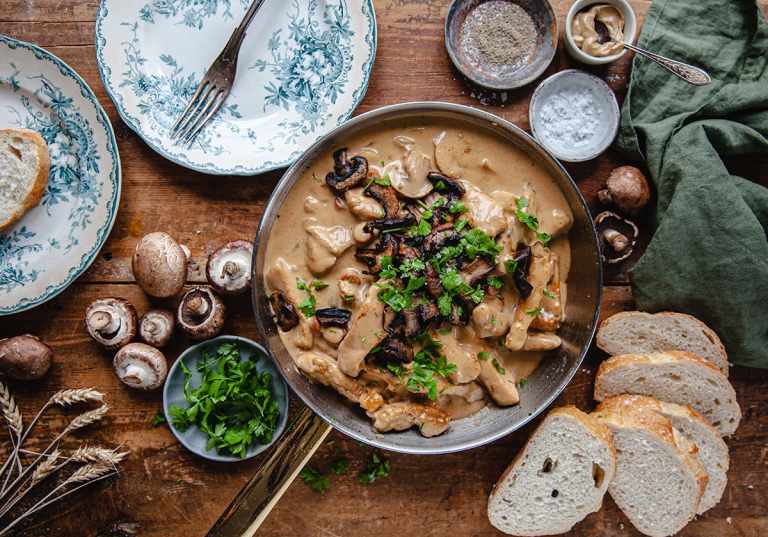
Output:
[0, 382, 22, 436]
[49, 388, 104, 407]
[70, 446, 129, 467]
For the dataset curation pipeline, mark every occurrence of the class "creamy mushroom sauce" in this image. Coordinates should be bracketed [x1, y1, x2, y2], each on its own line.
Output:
[265, 119, 572, 438]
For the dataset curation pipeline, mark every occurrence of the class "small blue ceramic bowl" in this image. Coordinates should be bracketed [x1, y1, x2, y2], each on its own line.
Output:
[163, 335, 289, 462]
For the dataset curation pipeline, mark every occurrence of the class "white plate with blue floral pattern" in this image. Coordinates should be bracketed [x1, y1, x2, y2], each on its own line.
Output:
[96, 0, 377, 175]
[0, 35, 121, 315]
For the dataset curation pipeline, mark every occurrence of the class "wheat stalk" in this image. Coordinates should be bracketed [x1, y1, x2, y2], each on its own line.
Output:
[0, 381, 22, 436]
[30, 449, 60, 486]
[69, 446, 128, 467]
[63, 405, 109, 435]
[49, 388, 104, 407]
[63, 463, 114, 486]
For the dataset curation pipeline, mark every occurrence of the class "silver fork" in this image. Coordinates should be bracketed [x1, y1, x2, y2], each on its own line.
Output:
[170, 0, 266, 145]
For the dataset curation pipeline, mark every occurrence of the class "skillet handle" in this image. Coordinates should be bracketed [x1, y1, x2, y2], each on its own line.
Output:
[206, 408, 332, 537]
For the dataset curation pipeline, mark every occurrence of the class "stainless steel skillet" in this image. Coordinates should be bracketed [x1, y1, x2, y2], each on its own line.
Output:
[207, 102, 602, 536]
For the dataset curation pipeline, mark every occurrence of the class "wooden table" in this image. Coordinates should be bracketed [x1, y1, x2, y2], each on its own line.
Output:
[2, 1, 767, 536]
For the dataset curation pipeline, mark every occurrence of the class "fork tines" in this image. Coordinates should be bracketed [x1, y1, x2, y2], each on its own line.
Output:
[170, 79, 228, 145]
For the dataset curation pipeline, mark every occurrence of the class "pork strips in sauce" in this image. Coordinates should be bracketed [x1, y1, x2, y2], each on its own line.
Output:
[265, 123, 572, 438]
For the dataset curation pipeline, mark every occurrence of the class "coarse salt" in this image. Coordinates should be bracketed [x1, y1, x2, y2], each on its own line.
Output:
[536, 87, 601, 150]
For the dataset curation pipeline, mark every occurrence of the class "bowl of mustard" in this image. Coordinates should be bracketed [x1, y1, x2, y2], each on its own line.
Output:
[565, 0, 637, 65]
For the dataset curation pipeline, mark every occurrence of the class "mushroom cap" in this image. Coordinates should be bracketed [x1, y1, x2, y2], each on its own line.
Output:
[594, 210, 639, 264]
[139, 309, 175, 348]
[206, 240, 253, 295]
[0, 334, 53, 380]
[132, 232, 188, 298]
[177, 286, 226, 341]
[85, 298, 137, 351]
[113, 342, 168, 390]
[604, 166, 651, 214]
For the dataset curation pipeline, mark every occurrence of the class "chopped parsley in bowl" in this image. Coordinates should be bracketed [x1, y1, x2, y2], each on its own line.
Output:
[163, 336, 288, 461]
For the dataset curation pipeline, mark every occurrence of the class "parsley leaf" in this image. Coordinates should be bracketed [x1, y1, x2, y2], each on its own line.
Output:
[151, 410, 166, 427]
[168, 343, 279, 458]
[296, 278, 318, 317]
[434, 180, 447, 191]
[517, 378, 529, 388]
[311, 280, 329, 290]
[437, 293, 453, 317]
[377, 283, 411, 312]
[379, 256, 397, 279]
[373, 174, 391, 186]
[359, 452, 390, 484]
[525, 306, 542, 317]
[461, 228, 502, 259]
[543, 287, 557, 299]
[330, 458, 350, 475]
[488, 276, 504, 289]
[504, 258, 519, 274]
[477, 351, 491, 361]
[300, 467, 330, 494]
[492, 358, 506, 375]
[537, 232, 552, 246]
[407, 362, 437, 400]
[449, 201, 467, 214]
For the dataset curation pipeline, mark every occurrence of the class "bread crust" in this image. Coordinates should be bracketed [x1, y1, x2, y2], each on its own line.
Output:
[593, 395, 709, 515]
[0, 128, 50, 232]
[595, 350, 722, 401]
[596, 311, 729, 375]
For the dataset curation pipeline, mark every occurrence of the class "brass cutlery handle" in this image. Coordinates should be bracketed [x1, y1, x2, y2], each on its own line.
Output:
[205, 408, 332, 537]
[624, 43, 711, 86]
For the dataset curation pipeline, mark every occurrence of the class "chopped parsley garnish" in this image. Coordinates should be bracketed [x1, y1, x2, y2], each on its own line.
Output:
[543, 287, 557, 300]
[151, 410, 166, 427]
[537, 232, 552, 246]
[169, 343, 279, 458]
[379, 255, 397, 279]
[300, 467, 330, 494]
[504, 258, 519, 274]
[410, 218, 432, 237]
[488, 276, 504, 289]
[407, 362, 437, 400]
[515, 197, 551, 245]
[359, 452, 390, 484]
[404, 333, 458, 400]
[477, 351, 491, 361]
[492, 358, 506, 375]
[461, 228, 502, 259]
[434, 180, 447, 191]
[296, 278, 319, 317]
[449, 201, 468, 214]
[342, 294, 355, 303]
[330, 457, 350, 475]
[454, 218, 469, 231]
[311, 280, 328, 290]
[385, 363, 406, 379]
[373, 174, 391, 186]
[526, 306, 542, 317]
[517, 378, 529, 388]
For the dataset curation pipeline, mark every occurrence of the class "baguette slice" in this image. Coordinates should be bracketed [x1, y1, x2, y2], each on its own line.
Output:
[594, 351, 741, 436]
[0, 128, 50, 232]
[593, 395, 708, 537]
[652, 399, 729, 514]
[596, 311, 728, 375]
[488, 406, 616, 536]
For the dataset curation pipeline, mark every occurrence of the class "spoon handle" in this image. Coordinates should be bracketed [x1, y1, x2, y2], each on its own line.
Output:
[624, 42, 711, 86]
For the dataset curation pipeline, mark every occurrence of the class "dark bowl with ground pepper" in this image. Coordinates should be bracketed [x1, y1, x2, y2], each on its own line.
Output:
[445, 0, 558, 90]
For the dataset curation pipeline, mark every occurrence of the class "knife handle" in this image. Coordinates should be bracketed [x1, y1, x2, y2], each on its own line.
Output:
[206, 409, 332, 537]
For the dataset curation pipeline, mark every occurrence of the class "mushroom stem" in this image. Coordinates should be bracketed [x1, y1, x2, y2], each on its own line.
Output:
[185, 295, 210, 318]
[89, 311, 113, 332]
[221, 261, 241, 278]
[603, 229, 630, 252]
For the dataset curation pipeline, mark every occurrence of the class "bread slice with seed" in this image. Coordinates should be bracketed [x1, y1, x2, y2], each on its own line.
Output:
[594, 350, 741, 436]
[593, 395, 708, 537]
[0, 128, 50, 232]
[487, 406, 616, 536]
[596, 311, 728, 375]
[647, 397, 729, 514]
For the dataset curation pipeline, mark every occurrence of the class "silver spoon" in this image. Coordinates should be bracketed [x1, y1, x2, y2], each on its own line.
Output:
[596, 22, 711, 86]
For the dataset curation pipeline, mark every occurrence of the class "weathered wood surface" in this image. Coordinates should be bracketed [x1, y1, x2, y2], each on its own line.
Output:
[1, 1, 767, 536]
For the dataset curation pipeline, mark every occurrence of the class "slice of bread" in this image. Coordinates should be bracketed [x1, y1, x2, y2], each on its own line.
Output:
[594, 350, 741, 436]
[0, 128, 50, 232]
[596, 311, 728, 375]
[653, 399, 729, 514]
[593, 395, 708, 537]
[488, 406, 616, 536]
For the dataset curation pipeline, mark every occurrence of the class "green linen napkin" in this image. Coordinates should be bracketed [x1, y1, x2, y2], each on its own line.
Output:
[616, 0, 768, 368]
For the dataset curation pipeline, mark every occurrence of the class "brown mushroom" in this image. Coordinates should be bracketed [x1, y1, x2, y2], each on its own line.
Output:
[269, 291, 300, 331]
[598, 166, 651, 215]
[85, 298, 137, 351]
[595, 211, 639, 264]
[325, 148, 369, 194]
[0, 335, 53, 380]
[177, 286, 226, 340]
[113, 343, 168, 390]
[132, 232, 188, 298]
[139, 309, 175, 348]
[206, 240, 253, 295]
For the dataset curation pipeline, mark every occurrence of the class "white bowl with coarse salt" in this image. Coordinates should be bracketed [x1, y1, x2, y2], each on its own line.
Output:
[529, 69, 620, 162]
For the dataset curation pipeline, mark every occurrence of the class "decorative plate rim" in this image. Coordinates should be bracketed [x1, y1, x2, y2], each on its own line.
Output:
[0, 33, 122, 316]
[94, 0, 378, 176]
